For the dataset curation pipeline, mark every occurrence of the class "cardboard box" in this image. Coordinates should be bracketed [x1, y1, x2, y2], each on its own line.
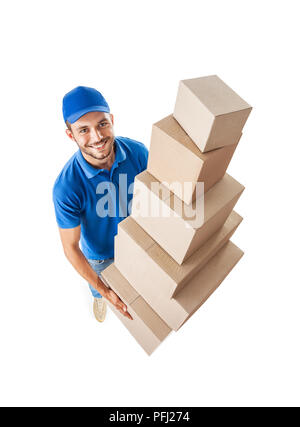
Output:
[116, 211, 242, 298]
[173, 75, 252, 152]
[147, 114, 241, 204]
[131, 170, 244, 264]
[115, 239, 244, 331]
[101, 264, 172, 355]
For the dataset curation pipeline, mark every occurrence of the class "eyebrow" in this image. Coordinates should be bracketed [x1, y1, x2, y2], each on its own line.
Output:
[76, 119, 108, 130]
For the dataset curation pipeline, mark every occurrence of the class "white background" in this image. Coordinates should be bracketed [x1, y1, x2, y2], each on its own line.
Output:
[0, 0, 299, 407]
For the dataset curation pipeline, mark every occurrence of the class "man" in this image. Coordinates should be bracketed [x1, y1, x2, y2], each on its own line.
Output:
[53, 86, 148, 322]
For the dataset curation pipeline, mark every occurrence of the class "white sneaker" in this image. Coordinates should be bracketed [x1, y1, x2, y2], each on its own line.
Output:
[93, 298, 107, 322]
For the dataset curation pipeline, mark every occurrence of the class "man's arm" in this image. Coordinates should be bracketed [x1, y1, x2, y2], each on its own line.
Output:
[58, 225, 132, 319]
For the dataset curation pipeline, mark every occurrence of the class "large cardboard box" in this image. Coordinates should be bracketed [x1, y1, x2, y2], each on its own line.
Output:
[131, 170, 244, 264]
[173, 75, 252, 152]
[115, 211, 242, 298]
[101, 264, 172, 355]
[147, 114, 240, 204]
[115, 239, 244, 331]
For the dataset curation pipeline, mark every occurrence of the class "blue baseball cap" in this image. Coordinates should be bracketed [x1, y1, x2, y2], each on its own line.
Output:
[62, 86, 110, 124]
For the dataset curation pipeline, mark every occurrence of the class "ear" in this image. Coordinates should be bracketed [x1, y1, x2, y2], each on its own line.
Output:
[66, 129, 75, 141]
[110, 113, 114, 125]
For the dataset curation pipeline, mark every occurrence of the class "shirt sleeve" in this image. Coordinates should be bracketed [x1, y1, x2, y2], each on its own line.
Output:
[139, 144, 149, 172]
[52, 182, 81, 229]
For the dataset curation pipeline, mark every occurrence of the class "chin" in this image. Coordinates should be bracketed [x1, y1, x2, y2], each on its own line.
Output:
[97, 147, 113, 160]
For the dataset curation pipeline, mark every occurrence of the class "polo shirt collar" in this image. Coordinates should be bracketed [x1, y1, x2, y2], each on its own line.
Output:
[76, 138, 127, 179]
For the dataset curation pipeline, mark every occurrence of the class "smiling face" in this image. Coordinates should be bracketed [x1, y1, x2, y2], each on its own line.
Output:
[66, 111, 115, 168]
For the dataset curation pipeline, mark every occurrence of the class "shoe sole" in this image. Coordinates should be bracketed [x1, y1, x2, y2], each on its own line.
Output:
[93, 299, 107, 322]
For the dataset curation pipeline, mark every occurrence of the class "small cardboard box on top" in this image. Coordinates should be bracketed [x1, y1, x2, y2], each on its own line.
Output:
[147, 114, 240, 205]
[173, 75, 252, 153]
[101, 264, 171, 356]
[130, 170, 244, 265]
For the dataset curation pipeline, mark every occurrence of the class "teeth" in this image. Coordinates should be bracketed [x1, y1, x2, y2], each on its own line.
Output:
[93, 141, 106, 148]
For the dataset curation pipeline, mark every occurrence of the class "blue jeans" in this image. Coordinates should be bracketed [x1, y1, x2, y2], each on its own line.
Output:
[87, 258, 114, 298]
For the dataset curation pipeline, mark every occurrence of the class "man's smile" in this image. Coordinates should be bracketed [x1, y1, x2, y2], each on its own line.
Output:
[89, 138, 109, 151]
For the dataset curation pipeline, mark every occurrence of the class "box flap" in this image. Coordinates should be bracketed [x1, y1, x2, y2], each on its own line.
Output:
[130, 297, 171, 342]
[101, 263, 139, 305]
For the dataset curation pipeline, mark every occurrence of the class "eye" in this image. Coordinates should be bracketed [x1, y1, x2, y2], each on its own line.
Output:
[99, 122, 108, 127]
[80, 128, 88, 134]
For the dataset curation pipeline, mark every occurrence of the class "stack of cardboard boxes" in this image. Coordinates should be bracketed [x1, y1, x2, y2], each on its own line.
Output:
[102, 75, 252, 355]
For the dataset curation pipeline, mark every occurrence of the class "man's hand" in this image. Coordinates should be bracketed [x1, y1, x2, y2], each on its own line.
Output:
[104, 288, 133, 320]
[58, 226, 133, 320]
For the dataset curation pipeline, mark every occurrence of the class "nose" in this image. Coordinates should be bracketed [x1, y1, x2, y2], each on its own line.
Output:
[90, 127, 104, 142]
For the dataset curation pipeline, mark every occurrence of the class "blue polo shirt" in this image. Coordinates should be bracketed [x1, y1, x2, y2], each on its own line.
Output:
[53, 136, 148, 259]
